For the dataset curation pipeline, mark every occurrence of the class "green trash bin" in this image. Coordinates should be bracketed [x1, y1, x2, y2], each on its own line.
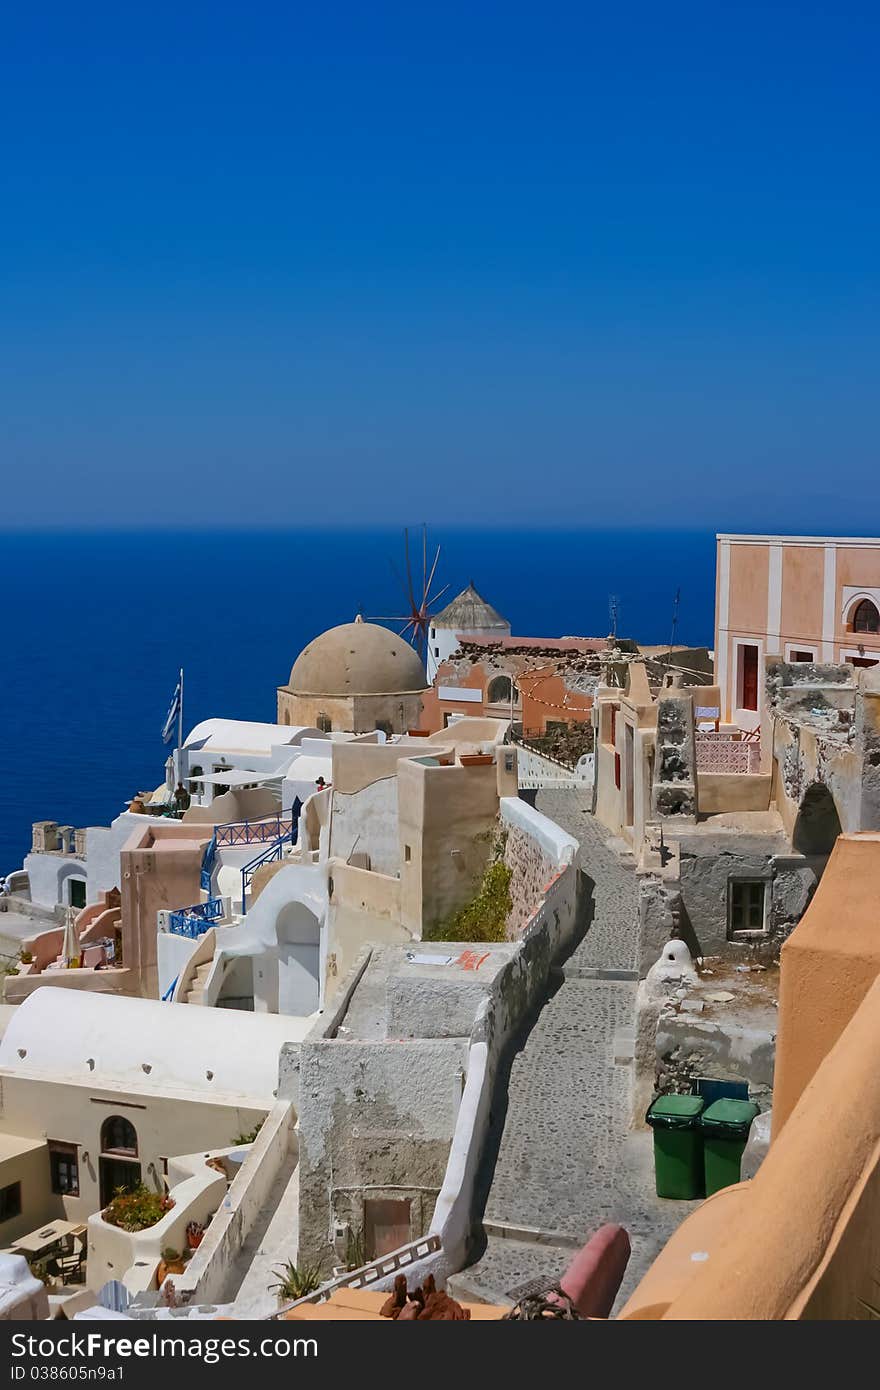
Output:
[645, 1094, 705, 1199]
[699, 1099, 759, 1195]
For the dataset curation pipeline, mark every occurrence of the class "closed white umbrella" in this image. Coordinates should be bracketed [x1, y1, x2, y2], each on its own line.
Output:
[61, 907, 80, 968]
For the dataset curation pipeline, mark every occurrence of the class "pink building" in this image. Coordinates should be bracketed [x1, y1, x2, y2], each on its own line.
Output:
[715, 534, 880, 730]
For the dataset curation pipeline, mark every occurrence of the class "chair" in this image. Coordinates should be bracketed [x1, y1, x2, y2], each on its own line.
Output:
[58, 1250, 85, 1285]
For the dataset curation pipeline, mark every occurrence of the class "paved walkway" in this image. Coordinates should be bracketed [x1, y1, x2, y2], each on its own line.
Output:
[457, 791, 694, 1310]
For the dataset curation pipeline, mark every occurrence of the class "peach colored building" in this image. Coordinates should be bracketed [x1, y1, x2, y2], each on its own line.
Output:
[715, 533, 880, 731]
[421, 637, 605, 734]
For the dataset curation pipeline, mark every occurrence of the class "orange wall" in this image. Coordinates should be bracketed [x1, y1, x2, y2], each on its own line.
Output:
[421, 661, 488, 733]
[518, 668, 593, 735]
[772, 834, 880, 1133]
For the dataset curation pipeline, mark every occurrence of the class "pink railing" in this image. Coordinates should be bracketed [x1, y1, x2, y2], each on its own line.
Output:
[696, 734, 761, 775]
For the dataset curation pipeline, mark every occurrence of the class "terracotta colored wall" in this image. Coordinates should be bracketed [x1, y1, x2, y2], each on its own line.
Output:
[518, 668, 593, 735]
[120, 824, 211, 997]
[772, 834, 880, 1133]
[421, 662, 488, 734]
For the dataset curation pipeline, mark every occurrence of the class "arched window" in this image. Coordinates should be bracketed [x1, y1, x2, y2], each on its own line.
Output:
[853, 599, 880, 634]
[488, 675, 513, 704]
[101, 1116, 138, 1156]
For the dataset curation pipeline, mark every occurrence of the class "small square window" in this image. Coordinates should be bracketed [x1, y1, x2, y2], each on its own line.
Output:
[729, 879, 767, 937]
[0, 1182, 22, 1223]
[49, 1142, 80, 1197]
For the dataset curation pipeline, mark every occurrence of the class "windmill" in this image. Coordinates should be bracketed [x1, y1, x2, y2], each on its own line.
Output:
[370, 525, 449, 663]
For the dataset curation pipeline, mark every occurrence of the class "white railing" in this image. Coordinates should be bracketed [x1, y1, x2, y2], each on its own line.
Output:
[696, 734, 761, 774]
[268, 1234, 442, 1318]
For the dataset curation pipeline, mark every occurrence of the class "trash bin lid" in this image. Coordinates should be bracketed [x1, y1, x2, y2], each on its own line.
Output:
[646, 1094, 704, 1129]
[700, 1098, 759, 1136]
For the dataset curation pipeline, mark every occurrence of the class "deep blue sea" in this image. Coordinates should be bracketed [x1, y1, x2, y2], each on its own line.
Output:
[0, 529, 717, 873]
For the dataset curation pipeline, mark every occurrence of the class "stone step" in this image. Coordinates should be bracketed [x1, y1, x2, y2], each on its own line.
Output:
[482, 1219, 583, 1250]
[553, 964, 639, 982]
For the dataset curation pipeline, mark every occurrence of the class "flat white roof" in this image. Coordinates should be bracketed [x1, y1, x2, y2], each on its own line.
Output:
[717, 534, 880, 547]
[184, 719, 322, 754]
[0, 987, 313, 1104]
[193, 770, 280, 787]
[0, 1134, 45, 1162]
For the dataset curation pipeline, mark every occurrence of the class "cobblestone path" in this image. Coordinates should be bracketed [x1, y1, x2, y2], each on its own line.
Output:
[457, 791, 690, 1308]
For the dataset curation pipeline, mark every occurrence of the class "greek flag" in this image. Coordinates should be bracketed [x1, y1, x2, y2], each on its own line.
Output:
[161, 675, 182, 744]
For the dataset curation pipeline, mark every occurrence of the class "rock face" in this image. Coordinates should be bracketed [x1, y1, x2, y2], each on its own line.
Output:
[651, 697, 697, 821]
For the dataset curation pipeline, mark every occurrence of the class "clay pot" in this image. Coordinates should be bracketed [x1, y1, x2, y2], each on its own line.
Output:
[157, 1258, 185, 1286]
[459, 754, 494, 766]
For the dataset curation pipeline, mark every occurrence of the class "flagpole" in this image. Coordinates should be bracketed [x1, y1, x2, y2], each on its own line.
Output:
[178, 667, 184, 767]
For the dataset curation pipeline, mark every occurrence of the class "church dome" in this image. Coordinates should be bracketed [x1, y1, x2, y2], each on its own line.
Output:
[288, 619, 428, 696]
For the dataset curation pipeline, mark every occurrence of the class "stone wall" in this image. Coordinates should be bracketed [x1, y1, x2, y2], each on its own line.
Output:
[651, 694, 697, 820]
[675, 833, 816, 961]
[296, 1037, 468, 1269]
[503, 821, 557, 938]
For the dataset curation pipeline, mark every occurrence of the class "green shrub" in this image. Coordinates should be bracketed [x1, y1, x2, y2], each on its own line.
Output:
[344, 1227, 365, 1271]
[426, 834, 513, 943]
[269, 1259, 324, 1301]
[232, 1118, 264, 1146]
[102, 1185, 174, 1232]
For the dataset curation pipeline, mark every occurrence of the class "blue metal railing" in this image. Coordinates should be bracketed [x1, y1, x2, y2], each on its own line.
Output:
[161, 975, 179, 1002]
[240, 839, 288, 912]
[200, 813, 296, 895]
[167, 896, 224, 938]
[200, 834, 217, 893]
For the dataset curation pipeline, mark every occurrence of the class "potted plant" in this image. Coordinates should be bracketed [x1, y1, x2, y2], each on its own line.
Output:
[459, 753, 494, 766]
[268, 1259, 324, 1302]
[102, 1184, 174, 1232]
[185, 1219, 205, 1251]
[156, 1247, 187, 1286]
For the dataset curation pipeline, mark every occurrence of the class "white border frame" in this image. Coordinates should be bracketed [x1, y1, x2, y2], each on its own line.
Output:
[732, 636, 763, 732]
[784, 642, 817, 662]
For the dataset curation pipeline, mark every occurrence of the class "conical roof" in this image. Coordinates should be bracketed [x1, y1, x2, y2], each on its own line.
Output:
[432, 583, 508, 632]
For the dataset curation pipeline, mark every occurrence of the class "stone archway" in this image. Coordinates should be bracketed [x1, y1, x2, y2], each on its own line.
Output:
[793, 783, 843, 858]
[274, 900, 321, 1016]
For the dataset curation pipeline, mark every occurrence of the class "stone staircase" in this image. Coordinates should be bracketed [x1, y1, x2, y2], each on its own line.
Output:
[183, 959, 213, 1005]
[454, 794, 648, 1306]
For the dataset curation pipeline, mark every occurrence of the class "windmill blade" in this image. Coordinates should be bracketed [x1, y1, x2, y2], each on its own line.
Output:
[422, 524, 428, 609]
[426, 580, 450, 609]
[404, 527, 417, 617]
[424, 543, 442, 608]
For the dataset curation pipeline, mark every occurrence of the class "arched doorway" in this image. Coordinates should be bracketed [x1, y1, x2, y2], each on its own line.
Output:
[275, 902, 321, 1016]
[793, 783, 842, 859]
[99, 1115, 141, 1206]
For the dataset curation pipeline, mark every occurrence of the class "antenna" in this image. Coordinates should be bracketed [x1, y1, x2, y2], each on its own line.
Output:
[662, 587, 681, 684]
[608, 594, 619, 640]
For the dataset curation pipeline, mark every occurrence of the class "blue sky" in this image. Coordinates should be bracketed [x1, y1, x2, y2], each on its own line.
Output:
[1, 2, 877, 530]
